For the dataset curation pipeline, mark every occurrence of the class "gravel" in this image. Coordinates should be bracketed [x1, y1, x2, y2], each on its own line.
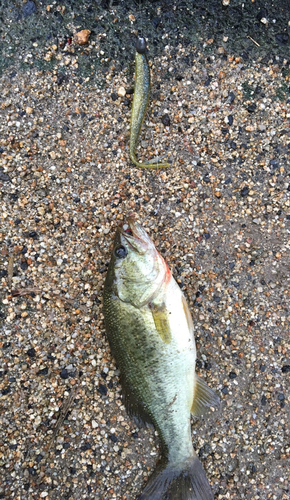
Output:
[0, 1, 289, 499]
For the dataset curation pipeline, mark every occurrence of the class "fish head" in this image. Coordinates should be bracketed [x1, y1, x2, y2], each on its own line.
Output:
[107, 215, 169, 308]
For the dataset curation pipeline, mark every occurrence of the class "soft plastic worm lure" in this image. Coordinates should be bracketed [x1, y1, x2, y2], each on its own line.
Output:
[129, 37, 171, 170]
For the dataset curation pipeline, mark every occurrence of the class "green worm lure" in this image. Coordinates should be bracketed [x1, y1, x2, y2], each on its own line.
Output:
[129, 37, 170, 170]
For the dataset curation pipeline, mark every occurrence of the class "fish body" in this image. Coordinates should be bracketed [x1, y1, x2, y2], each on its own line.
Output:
[103, 216, 220, 499]
[129, 38, 170, 170]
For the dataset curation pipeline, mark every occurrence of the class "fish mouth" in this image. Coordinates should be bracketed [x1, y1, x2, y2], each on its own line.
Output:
[117, 214, 151, 254]
[118, 214, 138, 237]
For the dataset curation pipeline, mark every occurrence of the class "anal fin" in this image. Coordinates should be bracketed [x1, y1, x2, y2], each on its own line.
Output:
[191, 375, 220, 417]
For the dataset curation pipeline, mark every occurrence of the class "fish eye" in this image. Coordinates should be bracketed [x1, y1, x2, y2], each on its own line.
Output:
[114, 245, 128, 259]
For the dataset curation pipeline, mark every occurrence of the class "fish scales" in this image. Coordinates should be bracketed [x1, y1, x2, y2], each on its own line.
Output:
[104, 278, 195, 461]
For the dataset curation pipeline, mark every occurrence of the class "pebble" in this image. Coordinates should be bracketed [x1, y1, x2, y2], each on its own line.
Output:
[240, 186, 249, 197]
[22, 0, 36, 17]
[117, 86, 126, 97]
[161, 114, 171, 126]
[74, 29, 91, 45]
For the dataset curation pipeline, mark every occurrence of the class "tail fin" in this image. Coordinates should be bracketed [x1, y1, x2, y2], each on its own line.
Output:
[137, 456, 214, 500]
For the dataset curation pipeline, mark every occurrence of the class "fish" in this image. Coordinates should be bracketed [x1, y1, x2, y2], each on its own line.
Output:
[129, 37, 171, 170]
[103, 215, 220, 500]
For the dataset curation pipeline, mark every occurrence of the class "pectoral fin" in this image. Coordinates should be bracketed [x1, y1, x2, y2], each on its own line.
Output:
[191, 374, 220, 417]
[150, 302, 171, 344]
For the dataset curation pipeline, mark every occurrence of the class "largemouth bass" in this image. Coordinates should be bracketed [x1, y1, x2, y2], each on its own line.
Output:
[129, 37, 171, 170]
[103, 216, 220, 499]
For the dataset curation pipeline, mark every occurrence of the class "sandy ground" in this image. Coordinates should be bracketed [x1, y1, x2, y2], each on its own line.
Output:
[0, 1, 289, 499]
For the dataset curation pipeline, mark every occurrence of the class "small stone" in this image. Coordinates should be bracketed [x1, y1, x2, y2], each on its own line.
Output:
[256, 8, 268, 22]
[240, 186, 249, 197]
[27, 348, 36, 358]
[281, 365, 290, 373]
[23, 1, 36, 17]
[247, 103, 257, 113]
[75, 30, 91, 45]
[37, 367, 48, 376]
[117, 86, 126, 97]
[227, 457, 239, 473]
[34, 415, 42, 426]
[275, 33, 289, 45]
[60, 368, 69, 379]
[37, 206, 45, 216]
[161, 114, 170, 126]
[2, 387, 11, 395]
[28, 231, 38, 239]
[20, 261, 28, 271]
[261, 394, 267, 406]
[57, 73, 66, 86]
[249, 383, 255, 394]
[227, 92, 235, 103]
[109, 434, 118, 443]
[26, 107, 33, 115]
[0, 169, 11, 182]
[80, 442, 91, 451]
[98, 384, 107, 396]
